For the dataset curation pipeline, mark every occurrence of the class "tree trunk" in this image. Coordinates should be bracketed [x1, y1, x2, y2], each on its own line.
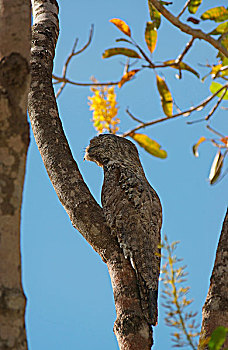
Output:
[0, 0, 31, 348]
[28, 0, 153, 348]
[200, 208, 228, 348]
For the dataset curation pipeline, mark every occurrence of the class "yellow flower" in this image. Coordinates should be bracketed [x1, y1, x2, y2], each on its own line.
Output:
[88, 79, 119, 134]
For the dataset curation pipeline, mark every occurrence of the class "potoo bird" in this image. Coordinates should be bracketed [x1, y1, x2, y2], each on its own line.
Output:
[85, 134, 162, 325]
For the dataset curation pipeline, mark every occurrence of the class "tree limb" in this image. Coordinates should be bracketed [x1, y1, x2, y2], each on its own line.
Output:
[148, 0, 228, 57]
[200, 208, 228, 348]
[28, 1, 153, 348]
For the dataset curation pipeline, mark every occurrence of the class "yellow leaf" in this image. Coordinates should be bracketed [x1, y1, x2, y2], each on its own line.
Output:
[110, 18, 131, 37]
[130, 133, 167, 159]
[156, 75, 173, 117]
[145, 22, 157, 53]
[102, 47, 141, 59]
[192, 136, 206, 157]
[118, 69, 139, 88]
[201, 6, 228, 22]
[188, 0, 202, 14]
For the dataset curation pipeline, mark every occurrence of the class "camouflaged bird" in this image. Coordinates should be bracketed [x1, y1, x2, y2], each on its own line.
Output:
[85, 134, 162, 325]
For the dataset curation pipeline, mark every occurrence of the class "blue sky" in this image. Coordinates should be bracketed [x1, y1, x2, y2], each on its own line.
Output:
[22, 1, 227, 349]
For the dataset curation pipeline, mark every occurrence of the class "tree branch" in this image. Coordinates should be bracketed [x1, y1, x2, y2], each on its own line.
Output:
[122, 84, 228, 137]
[54, 25, 94, 97]
[177, 0, 191, 19]
[148, 0, 228, 57]
[28, 1, 153, 348]
[29, 0, 115, 262]
[200, 208, 228, 348]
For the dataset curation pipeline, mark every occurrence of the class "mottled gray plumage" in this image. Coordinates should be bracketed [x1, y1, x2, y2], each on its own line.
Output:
[85, 134, 162, 325]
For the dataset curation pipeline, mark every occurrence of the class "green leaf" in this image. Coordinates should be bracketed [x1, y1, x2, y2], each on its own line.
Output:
[192, 137, 206, 157]
[102, 48, 141, 59]
[156, 75, 173, 117]
[164, 60, 200, 78]
[209, 151, 224, 185]
[210, 21, 228, 35]
[208, 326, 228, 349]
[201, 7, 228, 23]
[188, 0, 202, 14]
[145, 22, 157, 53]
[223, 57, 228, 66]
[210, 82, 228, 100]
[130, 133, 167, 158]
[148, 0, 161, 29]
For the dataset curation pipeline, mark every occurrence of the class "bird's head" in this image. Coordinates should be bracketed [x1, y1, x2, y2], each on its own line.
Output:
[84, 134, 141, 169]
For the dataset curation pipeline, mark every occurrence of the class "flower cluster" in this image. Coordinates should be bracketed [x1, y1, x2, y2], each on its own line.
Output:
[88, 79, 119, 134]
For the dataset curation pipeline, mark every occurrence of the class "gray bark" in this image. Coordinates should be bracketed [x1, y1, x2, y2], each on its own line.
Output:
[0, 0, 31, 348]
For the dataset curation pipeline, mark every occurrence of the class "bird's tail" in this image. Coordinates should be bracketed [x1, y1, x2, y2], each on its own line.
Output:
[138, 276, 158, 326]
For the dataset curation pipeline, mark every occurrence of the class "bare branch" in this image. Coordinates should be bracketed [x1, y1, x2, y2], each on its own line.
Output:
[126, 108, 144, 123]
[206, 125, 225, 138]
[176, 37, 195, 64]
[29, 0, 115, 262]
[148, 0, 228, 57]
[52, 75, 119, 87]
[122, 84, 228, 137]
[54, 25, 94, 97]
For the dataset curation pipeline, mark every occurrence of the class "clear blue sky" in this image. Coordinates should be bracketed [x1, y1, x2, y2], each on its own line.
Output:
[22, 1, 227, 349]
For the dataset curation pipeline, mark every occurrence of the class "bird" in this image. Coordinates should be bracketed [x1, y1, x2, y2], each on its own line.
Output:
[85, 133, 162, 325]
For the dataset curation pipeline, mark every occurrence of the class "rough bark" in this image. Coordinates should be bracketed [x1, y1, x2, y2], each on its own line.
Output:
[200, 208, 228, 348]
[28, 0, 153, 348]
[0, 0, 31, 349]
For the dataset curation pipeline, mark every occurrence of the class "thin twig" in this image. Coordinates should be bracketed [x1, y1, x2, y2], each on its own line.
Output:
[122, 84, 228, 137]
[177, 0, 191, 18]
[53, 76, 119, 87]
[187, 88, 227, 124]
[206, 125, 225, 138]
[131, 38, 155, 68]
[205, 88, 227, 120]
[176, 37, 195, 63]
[174, 37, 195, 78]
[148, 0, 228, 57]
[54, 25, 94, 97]
[126, 108, 144, 123]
